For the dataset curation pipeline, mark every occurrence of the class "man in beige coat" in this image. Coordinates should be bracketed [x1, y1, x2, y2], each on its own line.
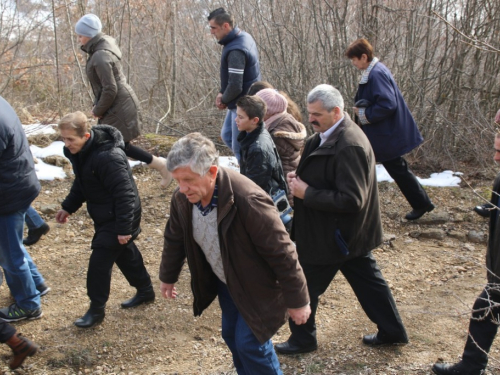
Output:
[159, 133, 310, 374]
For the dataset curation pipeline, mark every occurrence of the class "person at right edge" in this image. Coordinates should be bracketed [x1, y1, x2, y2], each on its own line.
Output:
[473, 110, 500, 218]
[432, 132, 500, 375]
[275, 84, 408, 355]
[346, 38, 435, 220]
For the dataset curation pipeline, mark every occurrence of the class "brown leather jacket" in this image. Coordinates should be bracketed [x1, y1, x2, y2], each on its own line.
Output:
[159, 167, 309, 343]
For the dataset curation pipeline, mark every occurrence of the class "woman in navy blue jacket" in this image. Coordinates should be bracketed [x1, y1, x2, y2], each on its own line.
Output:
[346, 39, 434, 220]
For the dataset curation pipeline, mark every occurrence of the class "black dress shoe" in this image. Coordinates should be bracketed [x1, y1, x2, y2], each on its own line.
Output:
[74, 307, 105, 328]
[473, 203, 493, 218]
[405, 203, 435, 220]
[274, 341, 317, 355]
[432, 362, 484, 375]
[121, 286, 155, 308]
[23, 223, 50, 246]
[362, 333, 408, 346]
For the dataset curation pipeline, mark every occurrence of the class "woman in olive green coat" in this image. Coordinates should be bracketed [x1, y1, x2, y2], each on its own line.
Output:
[75, 13, 171, 187]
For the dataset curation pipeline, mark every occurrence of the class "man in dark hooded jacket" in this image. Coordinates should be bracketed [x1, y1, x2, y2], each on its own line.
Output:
[55, 111, 154, 328]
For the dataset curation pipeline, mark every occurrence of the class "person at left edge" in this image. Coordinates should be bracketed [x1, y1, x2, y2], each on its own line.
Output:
[0, 96, 48, 322]
[160, 132, 310, 374]
[55, 112, 154, 328]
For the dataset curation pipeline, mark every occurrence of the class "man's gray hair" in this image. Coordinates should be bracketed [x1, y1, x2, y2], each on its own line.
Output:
[166, 132, 219, 176]
[307, 84, 344, 112]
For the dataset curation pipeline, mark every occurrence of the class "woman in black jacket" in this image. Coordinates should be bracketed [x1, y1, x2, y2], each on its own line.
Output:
[55, 112, 154, 328]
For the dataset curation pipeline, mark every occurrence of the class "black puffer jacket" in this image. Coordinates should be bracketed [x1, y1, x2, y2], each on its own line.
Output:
[82, 33, 140, 142]
[62, 125, 141, 247]
[0, 96, 40, 215]
[237, 123, 287, 197]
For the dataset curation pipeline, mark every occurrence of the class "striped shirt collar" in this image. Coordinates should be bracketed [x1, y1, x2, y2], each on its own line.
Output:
[195, 184, 218, 216]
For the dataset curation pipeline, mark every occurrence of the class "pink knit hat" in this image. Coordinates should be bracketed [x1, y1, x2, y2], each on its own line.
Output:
[255, 88, 287, 116]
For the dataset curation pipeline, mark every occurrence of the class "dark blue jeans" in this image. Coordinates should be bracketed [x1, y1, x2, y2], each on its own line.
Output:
[0, 206, 44, 310]
[217, 280, 282, 375]
[220, 109, 240, 163]
[25, 206, 45, 230]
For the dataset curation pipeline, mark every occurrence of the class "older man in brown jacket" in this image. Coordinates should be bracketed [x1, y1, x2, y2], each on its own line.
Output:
[159, 133, 310, 375]
[275, 84, 408, 355]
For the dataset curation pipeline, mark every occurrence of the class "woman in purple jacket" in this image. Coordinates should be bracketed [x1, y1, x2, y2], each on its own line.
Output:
[346, 38, 434, 220]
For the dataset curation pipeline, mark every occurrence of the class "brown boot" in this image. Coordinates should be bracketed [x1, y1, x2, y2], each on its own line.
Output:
[6, 333, 39, 370]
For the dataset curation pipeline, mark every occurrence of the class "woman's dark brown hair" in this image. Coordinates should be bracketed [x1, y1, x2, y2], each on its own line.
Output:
[345, 38, 374, 62]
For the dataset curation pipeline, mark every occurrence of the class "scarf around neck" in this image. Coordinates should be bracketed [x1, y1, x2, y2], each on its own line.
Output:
[359, 57, 379, 84]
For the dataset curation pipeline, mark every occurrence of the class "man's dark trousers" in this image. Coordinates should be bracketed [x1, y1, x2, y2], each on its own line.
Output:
[460, 288, 500, 371]
[288, 252, 408, 346]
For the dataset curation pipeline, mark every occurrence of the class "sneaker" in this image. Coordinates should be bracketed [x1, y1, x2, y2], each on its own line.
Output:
[0, 303, 43, 322]
[37, 283, 51, 296]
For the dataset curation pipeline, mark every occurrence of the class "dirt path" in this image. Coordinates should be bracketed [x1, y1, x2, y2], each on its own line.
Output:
[1, 159, 498, 374]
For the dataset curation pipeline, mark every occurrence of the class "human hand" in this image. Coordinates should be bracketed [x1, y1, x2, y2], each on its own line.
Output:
[215, 93, 226, 110]
[495, 108, 500, 124]
[55, 209, 70, 224]
[160, 282, 178, 299]
[91, 106, 102, 119]
[117, 234, 132, 245]
[289, 176, 308, 199]
[286, 171, 297, 186]
[288, 304, 311, 325]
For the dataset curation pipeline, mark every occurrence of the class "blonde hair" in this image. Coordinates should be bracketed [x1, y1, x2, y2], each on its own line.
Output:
[58, 111, 91, 137]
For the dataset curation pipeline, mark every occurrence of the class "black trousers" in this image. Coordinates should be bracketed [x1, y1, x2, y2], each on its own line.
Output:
[0, 321, 15, 343]
[382, 156, 432, 209]
[288, 252, 408, 346]
[87, 239, 151, 307]
[124, 142, 153, 165]
[461, 287, 500, 371]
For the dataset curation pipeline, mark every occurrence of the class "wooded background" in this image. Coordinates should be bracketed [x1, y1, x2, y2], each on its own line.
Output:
[1, 0, 499, 170]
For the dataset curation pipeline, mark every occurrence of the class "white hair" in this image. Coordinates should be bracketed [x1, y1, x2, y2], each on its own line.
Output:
[307, 84, 344, 112]
[166, 132, 219, 175]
